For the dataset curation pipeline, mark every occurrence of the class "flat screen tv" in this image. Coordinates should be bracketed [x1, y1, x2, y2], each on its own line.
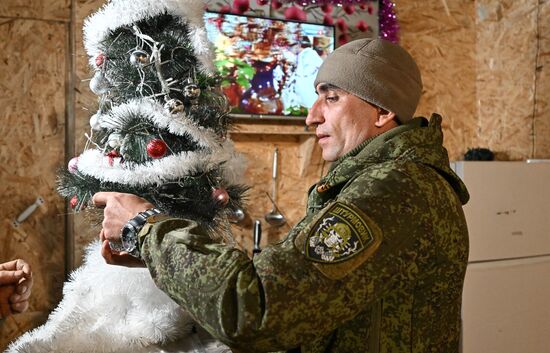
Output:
[204, 11, 335, 119]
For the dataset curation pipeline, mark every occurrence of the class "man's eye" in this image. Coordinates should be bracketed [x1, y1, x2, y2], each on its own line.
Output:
[326, 95, 339, 102]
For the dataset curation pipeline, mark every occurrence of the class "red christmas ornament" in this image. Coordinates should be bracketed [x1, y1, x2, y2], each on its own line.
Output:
[359, 3, 367, 10]
[356, 20, 369, 32]
[107, 150, 121, 166]
[336, 18, 348, 32]
[212, 187, 230, 206]
[368, 4, 374, 14]
[70, 195, 78, 209]
[321, 4, 333, 14]
[256, 0, 269, 6]
[233, 0, 250, 14]
[284, 6, 307, 21]
[338, 33, 351, 45]
[146, 139, 168, 159]
[323, 15, 334, 26]
[271, 0, 283, 10]
[95, 53, 106, 67]
[343, 5, 355, 15]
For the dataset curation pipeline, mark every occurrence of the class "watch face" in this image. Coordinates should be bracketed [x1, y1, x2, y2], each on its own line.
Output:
[121, 225, 137, 253]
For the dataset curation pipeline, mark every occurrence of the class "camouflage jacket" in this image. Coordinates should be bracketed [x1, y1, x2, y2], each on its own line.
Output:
[139, 114, 470, 353]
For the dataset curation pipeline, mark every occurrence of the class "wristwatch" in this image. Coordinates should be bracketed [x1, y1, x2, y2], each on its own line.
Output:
[120, 208, 162, 257]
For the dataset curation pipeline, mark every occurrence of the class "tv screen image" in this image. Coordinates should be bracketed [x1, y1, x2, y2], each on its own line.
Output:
[204, 12, 335, 118]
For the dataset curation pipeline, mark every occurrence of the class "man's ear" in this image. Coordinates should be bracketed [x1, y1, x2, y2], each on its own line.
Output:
[374, 109, 397, 128]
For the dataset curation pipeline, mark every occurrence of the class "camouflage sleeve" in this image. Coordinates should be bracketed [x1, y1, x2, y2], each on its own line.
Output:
[139, 167, 429, 352]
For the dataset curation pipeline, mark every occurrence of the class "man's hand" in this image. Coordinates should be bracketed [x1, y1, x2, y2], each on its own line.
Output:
[92, 192, 153, 267]
[100, 229, 146, 268]
[92, 192, 154, 242]
[0, 259, 33, 319]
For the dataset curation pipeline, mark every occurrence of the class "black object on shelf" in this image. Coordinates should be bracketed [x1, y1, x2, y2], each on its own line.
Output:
[253, 220, 262, 257]
[464, 148, 494, 161]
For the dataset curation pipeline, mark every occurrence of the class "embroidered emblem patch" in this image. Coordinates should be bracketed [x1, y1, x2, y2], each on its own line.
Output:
[305, 202, 377, 263]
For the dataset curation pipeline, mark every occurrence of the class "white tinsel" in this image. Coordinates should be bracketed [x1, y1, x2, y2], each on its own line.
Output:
[6, 242, 231, 353]
[83, 0, 214, 73]
[77, 98, 246, 187]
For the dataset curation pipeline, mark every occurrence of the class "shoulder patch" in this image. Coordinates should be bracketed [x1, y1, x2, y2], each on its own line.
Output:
[295, 201, 382, 280]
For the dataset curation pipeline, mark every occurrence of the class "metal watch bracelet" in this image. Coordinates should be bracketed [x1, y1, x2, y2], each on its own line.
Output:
[109, 208, 161, 256]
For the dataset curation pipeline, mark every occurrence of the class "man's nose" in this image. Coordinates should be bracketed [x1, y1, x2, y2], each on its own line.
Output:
[306, 99, 322, 127]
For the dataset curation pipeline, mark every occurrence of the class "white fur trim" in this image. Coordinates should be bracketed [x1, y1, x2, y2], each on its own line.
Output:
[77, 99, 245, 187]
[77, 140, 244, 187]
[7, 242, 190, 353]
[7, 242, 231, 353]
[84, 0, 214, 73]
[99, 99, 220, 151]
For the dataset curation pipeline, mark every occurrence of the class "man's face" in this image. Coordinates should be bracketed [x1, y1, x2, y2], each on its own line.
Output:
[305, 83, 380, 162]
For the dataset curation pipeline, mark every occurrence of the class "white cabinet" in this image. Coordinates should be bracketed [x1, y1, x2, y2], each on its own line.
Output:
[451, 161, 550, 353]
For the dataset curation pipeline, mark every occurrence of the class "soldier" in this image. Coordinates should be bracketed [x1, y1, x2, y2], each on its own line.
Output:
[94, 38, 470, 353]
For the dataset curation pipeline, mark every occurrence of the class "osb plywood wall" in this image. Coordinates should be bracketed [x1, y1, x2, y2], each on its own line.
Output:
[2, 0, 550, 348]
[399, 0, 477, 162]
[0, 0, 69, 349]
[399, 0, 550, 161]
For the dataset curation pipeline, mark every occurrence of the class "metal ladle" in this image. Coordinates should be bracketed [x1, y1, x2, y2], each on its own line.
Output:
[264, 147, 286, 227]
[228, 207, 245, 224]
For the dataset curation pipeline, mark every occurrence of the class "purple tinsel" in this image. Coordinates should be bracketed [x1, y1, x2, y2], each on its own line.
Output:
[290, 0, 374, 7]
[378, 0, 399, 43]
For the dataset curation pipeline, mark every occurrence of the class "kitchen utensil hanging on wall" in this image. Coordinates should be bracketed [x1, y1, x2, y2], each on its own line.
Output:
[264, 147, 286, 227]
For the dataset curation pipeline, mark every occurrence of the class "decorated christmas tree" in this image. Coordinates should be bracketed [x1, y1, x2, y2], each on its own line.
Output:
[7, 1, 245, 352]
[58, 0, 246, 232]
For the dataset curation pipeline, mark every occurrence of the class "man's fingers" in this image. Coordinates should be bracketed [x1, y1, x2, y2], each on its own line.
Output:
[13, 278, 32, 299]
[92, 192, 115, 208]
[0, 270, 25, 285]
[101, 240, 114, 264]
[0, 260, 18, 271]
[16, 259, 31, 277]
[10, 301, 28, 314]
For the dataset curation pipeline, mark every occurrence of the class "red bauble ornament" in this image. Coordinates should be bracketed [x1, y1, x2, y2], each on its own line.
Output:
[95, 53, 106, 67]
[356, 20, 369, 32]
[338, 33, 351, 45]
[107, 149, 121, 166]
[212, 187, 230, 206]
[284, 6, 307, 21]
[233, 0, 250, 14]
[256, 0, 269, 6]
[70, 195, 78, 209]
[343, 5, 355, 15]
[271, 0, 282, 9]
[336, 18, 348, 32]
[146, 139, 168, 159]
[368, 5, 374, 14]
[323, 15, 334, 26]
[321, 4, 333, 14]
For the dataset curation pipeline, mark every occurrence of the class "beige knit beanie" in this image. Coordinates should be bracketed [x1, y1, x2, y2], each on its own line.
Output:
[314, 38, 423, 123]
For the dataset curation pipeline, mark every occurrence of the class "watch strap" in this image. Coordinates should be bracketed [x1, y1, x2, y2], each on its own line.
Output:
[121, 208, 162, 257]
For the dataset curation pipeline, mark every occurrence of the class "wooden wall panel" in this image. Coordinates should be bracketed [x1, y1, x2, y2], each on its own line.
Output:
[72, 0, 105, 267]
[0, 0, 70, 21]
[399, 0, 477, 161]
[475, 0, 538, 160]
[229, 127, 325, 252]
[0, 17, 66, 350]
[533, 0, 550, 158]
